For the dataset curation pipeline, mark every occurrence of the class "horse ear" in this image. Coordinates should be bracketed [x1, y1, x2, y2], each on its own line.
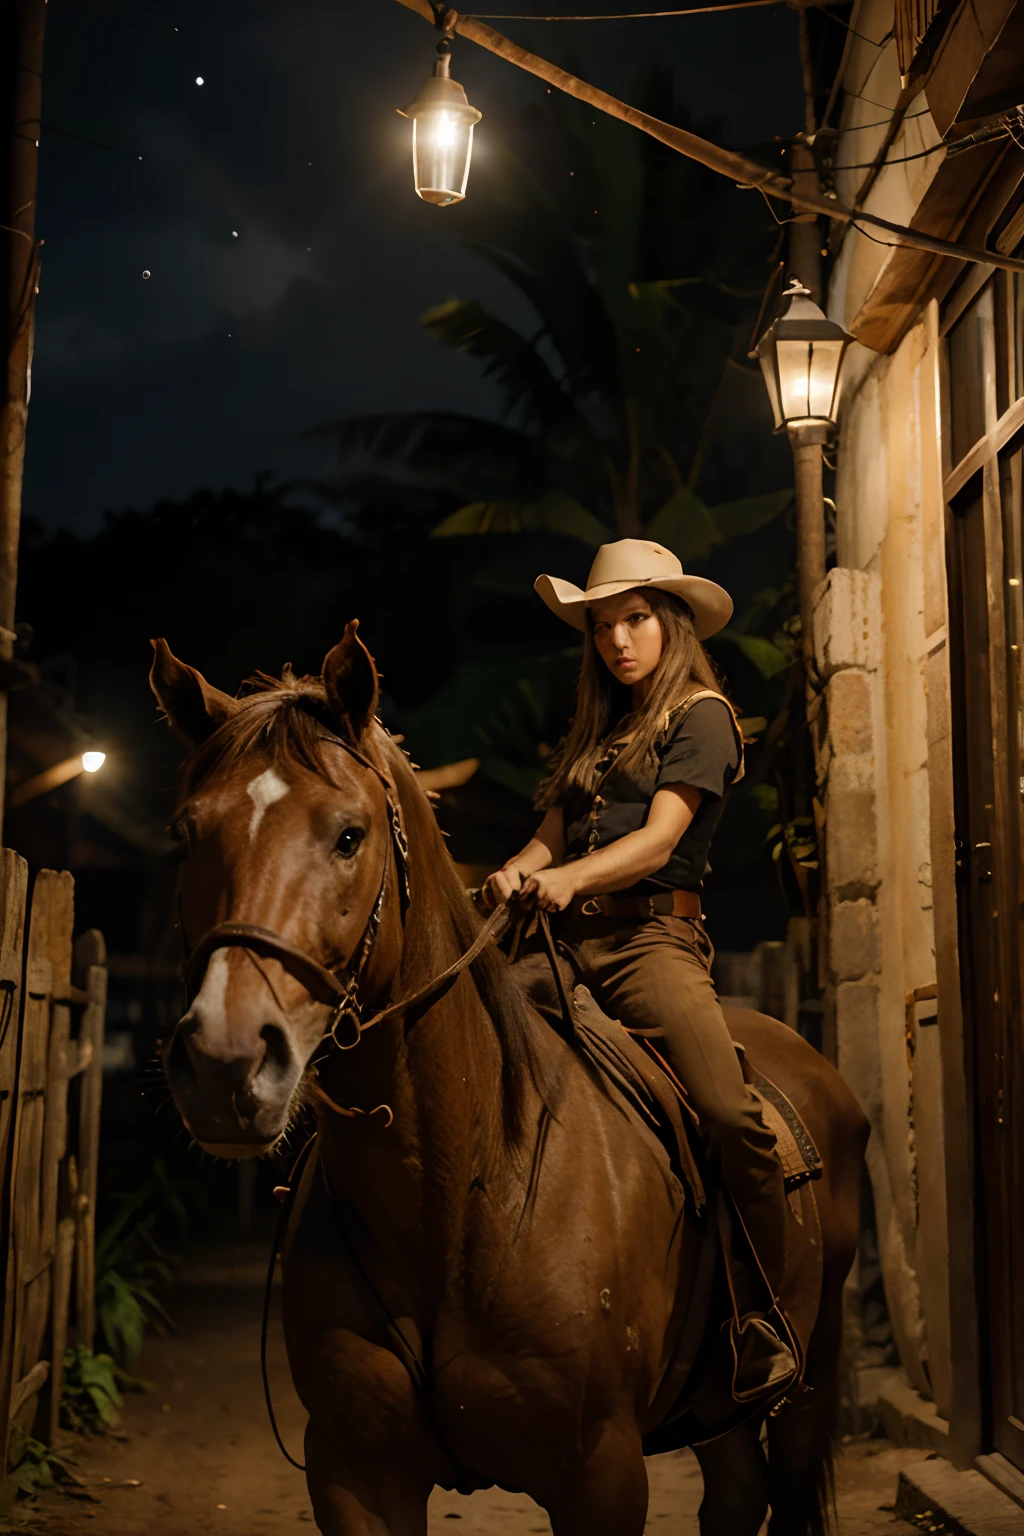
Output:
[322, 620, 379, 741]
[149, 638, 240, 745]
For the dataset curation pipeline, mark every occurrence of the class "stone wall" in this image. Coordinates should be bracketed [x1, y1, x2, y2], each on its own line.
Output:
[815, 305, 954, 1416]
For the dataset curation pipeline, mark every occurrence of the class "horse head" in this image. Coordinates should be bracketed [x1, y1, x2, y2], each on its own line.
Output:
[150, 623, 401, 1157]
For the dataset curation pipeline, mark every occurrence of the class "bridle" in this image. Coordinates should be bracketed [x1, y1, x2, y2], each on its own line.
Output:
[178, 731, 507, 1053]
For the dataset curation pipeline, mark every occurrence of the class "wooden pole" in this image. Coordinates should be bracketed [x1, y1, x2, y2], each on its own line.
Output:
[788, 5, 822, 304]
[391, 0, 1024, 278]
[0, 0, 47, 831]
[789, 425, 827, 672]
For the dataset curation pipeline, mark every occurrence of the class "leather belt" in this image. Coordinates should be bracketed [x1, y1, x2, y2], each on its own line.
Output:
[576, 890, 703, 922]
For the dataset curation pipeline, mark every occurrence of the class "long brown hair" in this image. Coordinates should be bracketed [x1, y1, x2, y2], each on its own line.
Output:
[535, 587, 726, 808]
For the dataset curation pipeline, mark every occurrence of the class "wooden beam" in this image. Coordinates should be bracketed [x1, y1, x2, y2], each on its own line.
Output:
[391, 0, 1024, 276]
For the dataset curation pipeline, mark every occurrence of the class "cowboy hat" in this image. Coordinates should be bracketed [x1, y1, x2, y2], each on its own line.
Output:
[534, 538, 733, 640]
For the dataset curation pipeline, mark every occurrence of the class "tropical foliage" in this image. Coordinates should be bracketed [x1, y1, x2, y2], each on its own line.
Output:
[94, 1161, 179, 1367]
[7, 1426, 78, 1494]
[60, 1346, 124, 1433]
[311, 78, 798, 866]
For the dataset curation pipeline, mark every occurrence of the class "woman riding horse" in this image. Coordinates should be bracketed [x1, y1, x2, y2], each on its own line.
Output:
[483, 538, 794, 1397]
[150, 607, 867, 1536]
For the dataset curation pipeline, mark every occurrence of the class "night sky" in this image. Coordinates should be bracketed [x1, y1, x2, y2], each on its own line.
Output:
[27, 1, 806, 533]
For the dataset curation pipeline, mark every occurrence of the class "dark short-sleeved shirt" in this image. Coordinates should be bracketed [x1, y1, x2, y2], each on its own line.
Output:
[561, 697, 741, 895]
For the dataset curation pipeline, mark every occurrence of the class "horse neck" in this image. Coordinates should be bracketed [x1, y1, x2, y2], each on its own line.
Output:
[317, 908, 537, 1265]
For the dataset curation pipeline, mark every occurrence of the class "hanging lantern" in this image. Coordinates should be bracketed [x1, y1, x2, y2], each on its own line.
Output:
[401, 38, 481, 207]
[756, 277, 853, 433]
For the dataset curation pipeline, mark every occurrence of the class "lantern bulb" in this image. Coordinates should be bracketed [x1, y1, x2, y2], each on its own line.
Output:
[755, 278, 853, 434]
[82, 751, 106, 774]
[402, 63, 481, 207]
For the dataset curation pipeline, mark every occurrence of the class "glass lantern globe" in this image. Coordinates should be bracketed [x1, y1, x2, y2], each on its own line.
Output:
[402, 56, 481, 207]
[756, 277, 854, 433]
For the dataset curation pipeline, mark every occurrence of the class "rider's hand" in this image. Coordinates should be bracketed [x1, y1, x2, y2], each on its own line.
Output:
[481, 866, 524, 911]
[520, 866, 579, 913]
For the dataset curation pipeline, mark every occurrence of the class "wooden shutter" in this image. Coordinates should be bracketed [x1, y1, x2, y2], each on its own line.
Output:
[895, 0, 941, 77]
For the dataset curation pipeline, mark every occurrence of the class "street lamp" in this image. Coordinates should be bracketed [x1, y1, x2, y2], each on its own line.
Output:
[401, 35, 481, 206]
[755, 276, 853, 667]
[756, 277, 853, 435]
[7, 749, 107, 812]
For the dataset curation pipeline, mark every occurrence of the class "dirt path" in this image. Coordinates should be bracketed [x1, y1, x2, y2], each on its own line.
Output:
[7, 1279, 934, 1535]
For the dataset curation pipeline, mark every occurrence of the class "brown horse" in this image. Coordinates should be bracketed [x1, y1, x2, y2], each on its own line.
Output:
[150, 625, 868, 1536]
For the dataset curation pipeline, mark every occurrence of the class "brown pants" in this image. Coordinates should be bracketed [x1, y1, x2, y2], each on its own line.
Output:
[514, 913, 787, 1293]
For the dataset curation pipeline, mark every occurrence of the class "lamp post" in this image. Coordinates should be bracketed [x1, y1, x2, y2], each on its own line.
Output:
[401, 29, 481, 206]
[756, 276, 853, 669]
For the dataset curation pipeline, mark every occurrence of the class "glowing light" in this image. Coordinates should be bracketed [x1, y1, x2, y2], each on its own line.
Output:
[142, 270, 151, 279]
[402, 55, 481, 208]
[81, 752, 106, 774]
[195, 76, 204, 86]
[756, 279, 853, 434]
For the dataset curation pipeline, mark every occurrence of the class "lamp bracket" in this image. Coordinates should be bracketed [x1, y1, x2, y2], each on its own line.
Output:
[430, 4, 459, 41]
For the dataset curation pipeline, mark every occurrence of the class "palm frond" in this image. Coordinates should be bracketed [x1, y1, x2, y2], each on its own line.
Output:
[307, 411, 545, 502]
[433, 491, 609, 546]
[419, 298, 572, 430]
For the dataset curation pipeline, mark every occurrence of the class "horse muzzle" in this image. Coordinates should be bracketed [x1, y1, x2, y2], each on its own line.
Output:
[164, 1012, 300, 1156]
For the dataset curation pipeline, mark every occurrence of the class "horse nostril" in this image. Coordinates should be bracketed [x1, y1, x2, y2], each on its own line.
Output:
[256, 1023, 294, 1090]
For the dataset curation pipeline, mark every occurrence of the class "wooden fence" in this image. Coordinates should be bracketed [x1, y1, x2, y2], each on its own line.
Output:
[0, 851, 106, 1462]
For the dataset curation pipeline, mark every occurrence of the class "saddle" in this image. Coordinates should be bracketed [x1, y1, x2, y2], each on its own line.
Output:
[568, 985, 825, 1447]
[513, 928, 825, 1447]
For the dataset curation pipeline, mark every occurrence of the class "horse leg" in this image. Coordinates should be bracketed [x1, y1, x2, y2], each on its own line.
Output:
[765, 1271, 844, 1536]
[693, 1419, 769, 1536]
[304, 1421, 430, 1536]
[545, 1424, 649, 1536]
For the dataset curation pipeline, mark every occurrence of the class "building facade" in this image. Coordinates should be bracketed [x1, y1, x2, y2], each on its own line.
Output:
[821, 0, 1024, 1497]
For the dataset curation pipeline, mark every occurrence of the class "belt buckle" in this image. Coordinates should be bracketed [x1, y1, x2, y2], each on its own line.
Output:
[580, 898, 603, 916]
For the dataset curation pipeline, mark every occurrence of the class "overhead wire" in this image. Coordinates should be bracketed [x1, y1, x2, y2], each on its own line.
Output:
[825, 136, 993, 172]
[820, 107, 930, 133]
[465, 0, 782, 15]
[817, 9, 889, 46]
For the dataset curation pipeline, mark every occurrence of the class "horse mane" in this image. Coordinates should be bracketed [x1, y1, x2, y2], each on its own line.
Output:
[175, 667, 553, 1146]
[377, 732, 556, 1146]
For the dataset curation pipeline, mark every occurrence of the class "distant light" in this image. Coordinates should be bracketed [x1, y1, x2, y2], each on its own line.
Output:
[142, 270, 151, 279]
[231, 230, 238, 237]
[195, 76, 204, 86]
[82, 752, 106, 774]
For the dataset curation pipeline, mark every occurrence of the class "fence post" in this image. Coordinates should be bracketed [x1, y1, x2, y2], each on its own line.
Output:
[0, 849, 28, 1467]
[72, 929, 105, 1353]
[7, 870, 73, 1446]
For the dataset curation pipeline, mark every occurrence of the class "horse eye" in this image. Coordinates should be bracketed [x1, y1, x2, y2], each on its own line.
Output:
[334, 826, 365, 860]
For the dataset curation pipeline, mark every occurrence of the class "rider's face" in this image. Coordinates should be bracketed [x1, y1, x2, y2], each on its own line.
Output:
[589, 591, 664, 694]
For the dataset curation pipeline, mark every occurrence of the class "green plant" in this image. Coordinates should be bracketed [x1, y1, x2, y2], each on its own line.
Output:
[7, 1426, 77, 1494]
[94, 1161, 180, 1368]
[60, 1347, 122, 1433]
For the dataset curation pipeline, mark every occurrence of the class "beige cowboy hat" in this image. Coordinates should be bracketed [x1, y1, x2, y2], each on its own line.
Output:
[534, 538, 733, 640]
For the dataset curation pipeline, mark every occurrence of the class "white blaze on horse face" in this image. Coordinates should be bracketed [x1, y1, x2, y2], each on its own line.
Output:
[245, 767, 289, 841]
[192, 949, 230, 1031]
